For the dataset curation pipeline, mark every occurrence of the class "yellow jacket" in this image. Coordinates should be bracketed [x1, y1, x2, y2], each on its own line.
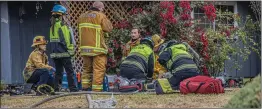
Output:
[23, 49, 52, 82]
[153, 55, 166, 79]
[78, 8, 113, 56]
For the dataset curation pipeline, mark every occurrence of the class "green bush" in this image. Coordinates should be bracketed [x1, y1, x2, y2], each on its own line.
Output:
[224, 74, 261, 108]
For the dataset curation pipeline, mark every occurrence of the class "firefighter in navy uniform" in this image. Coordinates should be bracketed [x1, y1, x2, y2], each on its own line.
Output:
[120, 37, 155, 82]
[23, 36, 55, 95]
[49, 5, 78, 92]
[158, 40, 199, 90]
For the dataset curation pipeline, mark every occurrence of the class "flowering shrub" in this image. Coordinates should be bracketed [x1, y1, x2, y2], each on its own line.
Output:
[106, 1, 260, 76]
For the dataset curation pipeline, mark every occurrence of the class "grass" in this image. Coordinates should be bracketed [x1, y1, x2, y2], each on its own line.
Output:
[0, 88, 240, 108]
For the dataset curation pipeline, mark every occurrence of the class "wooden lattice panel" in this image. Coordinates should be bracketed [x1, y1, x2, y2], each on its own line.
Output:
[60, 1, 152, 73]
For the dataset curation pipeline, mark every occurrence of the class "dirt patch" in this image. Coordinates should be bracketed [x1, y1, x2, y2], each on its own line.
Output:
[1, 88, 240, 108]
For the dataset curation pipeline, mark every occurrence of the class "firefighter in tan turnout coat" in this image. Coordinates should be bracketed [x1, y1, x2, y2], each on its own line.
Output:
[77, 1, 113, 91]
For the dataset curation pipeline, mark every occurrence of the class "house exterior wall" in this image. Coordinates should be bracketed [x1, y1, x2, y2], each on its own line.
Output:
[1, 1, 12, 84]
[225, 1, 261, 77]
[2, 1, 55, 84]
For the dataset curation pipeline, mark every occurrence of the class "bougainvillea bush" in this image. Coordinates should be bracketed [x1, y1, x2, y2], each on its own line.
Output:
[106, 1, 260, 76]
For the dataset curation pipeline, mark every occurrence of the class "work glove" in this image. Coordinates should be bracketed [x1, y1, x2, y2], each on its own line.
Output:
[162, 72, 173, 79]
[50, 68, 56, 73]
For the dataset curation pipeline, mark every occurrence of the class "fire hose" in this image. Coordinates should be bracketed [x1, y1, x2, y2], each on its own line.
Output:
[29, 90, 139, 108]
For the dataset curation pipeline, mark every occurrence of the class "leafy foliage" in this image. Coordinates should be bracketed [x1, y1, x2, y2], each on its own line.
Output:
[106, 1, 260, 76]
[224, 74, 261, 108]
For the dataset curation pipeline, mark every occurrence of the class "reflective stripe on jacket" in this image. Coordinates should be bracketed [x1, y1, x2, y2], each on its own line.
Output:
[121, 44, 155, 78]
[78, 7, 113, 56]
[158, 44, 198, 74]
[49, 20, 74, 58]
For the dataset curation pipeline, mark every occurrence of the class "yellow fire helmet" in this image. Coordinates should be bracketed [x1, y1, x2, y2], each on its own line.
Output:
[31, 36, 48, 47]
[152, 34, 165, 48]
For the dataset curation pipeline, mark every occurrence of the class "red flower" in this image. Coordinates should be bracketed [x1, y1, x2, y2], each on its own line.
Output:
[112, 62, 117, 68]
[108, 58, 113, 63]
[200, 32, 209, 61]
[160, 1, 170, 8]
[184, 21, 192, 27]
[130, 8, 143, 15]
[169, 18, 177, 24]
[114, 19, 130, 29]
[195, 27, 203, 32]
[108, 48, 113, 54]
[160, 22, 167, 37]
[225, 30, 230, 37]
[202, 4, 216, 22]
[180, 13, 191, 20]
[115, 43, 120, 49]
[202, 65, 210, 76]
[179, 1, 191, 12]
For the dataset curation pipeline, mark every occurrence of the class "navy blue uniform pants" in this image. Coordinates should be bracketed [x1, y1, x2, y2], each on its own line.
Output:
[53, 57, 77, 91]
[120, 64, 146, 80]
[168, 71, 199, 90]
[27, 69, 54, 88]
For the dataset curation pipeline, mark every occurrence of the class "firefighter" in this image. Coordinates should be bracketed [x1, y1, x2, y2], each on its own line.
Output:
[151, 34, 167, 80]
[158, 40, 199, 90]
[77, 1, 113, 92]
[122, 28, 142, 59]
[120, 37, 155, 82]
[49, 4, 78, 92]
[23, 36, 55, 95]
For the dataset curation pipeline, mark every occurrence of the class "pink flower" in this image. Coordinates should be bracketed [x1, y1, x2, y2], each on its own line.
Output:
[202, 4, 216, 22]
[108, 58, 113, 62]
[225, 30, 230, 37]
[169, 17, 177, 24]
[184, 21, 192, 27]
[108, 48, 113, 54]
[179, 1, 191, 11]
[115, 43, 120, 49]
[160, 1, 169, 8]
[180, 13, 191, 20]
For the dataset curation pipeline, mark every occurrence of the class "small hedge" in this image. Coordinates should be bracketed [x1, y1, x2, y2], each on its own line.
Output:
[224, 74, 261, 108]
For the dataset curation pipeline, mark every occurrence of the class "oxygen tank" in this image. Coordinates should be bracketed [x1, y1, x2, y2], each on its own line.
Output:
[103, 75, 109, 92]
[62, 72, 68, 89]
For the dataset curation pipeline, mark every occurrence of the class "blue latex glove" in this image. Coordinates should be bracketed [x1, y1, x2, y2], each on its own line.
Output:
[50, 68, 56, 73]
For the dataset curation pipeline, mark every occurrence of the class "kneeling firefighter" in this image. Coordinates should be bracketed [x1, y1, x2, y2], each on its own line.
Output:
[157, 40, 200, 90]
[118, 37, 155, 92]
[23, 36, 55, 95]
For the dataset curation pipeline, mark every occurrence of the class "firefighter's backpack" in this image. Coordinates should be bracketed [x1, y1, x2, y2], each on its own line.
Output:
[154, 78, 174, 94]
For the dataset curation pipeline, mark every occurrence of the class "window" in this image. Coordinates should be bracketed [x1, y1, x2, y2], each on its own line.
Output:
[192, 1, 237, 30]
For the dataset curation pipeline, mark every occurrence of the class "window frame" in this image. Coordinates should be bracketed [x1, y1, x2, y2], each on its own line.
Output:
[191, 1, 238, 30]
